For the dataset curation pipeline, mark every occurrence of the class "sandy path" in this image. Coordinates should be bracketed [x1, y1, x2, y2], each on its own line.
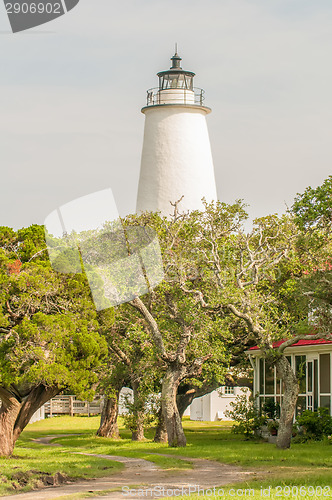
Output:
[1, 435, 255, 500]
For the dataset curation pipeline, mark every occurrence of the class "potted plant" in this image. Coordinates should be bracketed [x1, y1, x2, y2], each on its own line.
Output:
[267, 420, 279, 436]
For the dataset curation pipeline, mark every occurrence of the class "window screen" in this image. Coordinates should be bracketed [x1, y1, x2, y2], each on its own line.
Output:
[295, 355, 306, 394]
[320, 354, 331, 394]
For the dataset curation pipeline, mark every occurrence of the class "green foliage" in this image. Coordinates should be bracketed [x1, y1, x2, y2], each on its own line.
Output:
[262, 399, 279, 420]
[296, 408, 332, 441]
[289, 177, 332, 337]
[226, 392, 265, 438]
[292, 175, 332, 232]
[267, 419, 279, 434]
[0, 225, 108, 399]
[112, 209, 232, 394]
[122, 393, 160, 433]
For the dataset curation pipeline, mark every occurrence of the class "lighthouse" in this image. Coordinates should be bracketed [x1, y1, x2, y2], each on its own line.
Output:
[136, 50, 218, 216]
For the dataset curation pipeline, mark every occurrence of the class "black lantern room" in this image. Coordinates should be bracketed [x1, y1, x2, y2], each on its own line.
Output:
[157, 52, 195, 91]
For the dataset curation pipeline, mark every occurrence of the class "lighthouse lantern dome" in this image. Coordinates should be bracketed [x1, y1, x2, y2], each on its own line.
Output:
[157, 52, 195, 91]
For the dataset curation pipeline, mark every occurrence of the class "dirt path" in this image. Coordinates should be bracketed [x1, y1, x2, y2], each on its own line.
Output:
[1, 435, 256, 500]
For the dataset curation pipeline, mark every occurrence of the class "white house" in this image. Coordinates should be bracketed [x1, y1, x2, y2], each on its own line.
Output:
[247, 338, 332, 417]
[118, 387, 134, 414]
[28, 406, 45, 424]
[189, 386, 249, 421]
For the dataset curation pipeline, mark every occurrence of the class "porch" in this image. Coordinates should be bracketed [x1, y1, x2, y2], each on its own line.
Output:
[248, 340, 332, 416]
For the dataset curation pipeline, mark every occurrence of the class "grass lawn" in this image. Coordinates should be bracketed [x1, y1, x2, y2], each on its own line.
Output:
[0, 416, 123, 496]
[1, 416, 332, 498]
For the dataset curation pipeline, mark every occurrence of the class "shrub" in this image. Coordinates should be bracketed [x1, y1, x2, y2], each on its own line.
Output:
[226, 392, 265, 439]
[122, 393, 160, 434]
[267, 419, 279, 435]
[262, 399, 279, 420]
[296, 407, 332, 441]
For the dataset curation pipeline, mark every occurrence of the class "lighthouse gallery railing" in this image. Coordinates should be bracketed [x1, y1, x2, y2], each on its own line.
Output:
[146, 87, 205, 107]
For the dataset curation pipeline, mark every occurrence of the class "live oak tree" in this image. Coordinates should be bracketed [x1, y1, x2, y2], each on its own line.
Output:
[123, 209, 230, 447]
[97, 306, 161, 441]
[0, 225, 107, 457]
[292, 175, 332, 233]
[95, 309, 127, 441]
[96, 195, 328, 450]
[292, 175, 332, 336]
[98, 304, 230, 444]
[96, 365, 127, 440]
[129, 296, 227, 447]
[175, 197, 332, 449]
[124, 182, 331, 450]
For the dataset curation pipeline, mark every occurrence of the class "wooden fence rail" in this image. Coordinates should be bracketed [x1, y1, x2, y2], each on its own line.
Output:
[44, 395, 104, 417]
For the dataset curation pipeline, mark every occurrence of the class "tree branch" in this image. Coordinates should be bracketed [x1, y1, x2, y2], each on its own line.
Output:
[130, 297, 168, 360]
[278, 333, 332, 353]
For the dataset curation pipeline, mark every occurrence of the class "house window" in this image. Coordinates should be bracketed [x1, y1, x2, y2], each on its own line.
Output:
[320, 396, 331, 412]
[307, 361, 313, 392]
[320, 354, 331, 394]
[259, 358, 264, 394]
[223, 386, 235, 395]
[314, 359, 319, 410]
[265, 362, 275, 395]
[255, 352, 332, 417]
[296, 396, 306, 417]
[295, 355, 306, 394]
[257, 355, 309, 416]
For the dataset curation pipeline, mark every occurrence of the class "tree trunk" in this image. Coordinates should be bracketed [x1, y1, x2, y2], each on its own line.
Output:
[131, 415, 145, 441]
[131, 379, 145, 441]
[97, 392, 121, 438]
[154, 408, 168, 443]
[162, 366, 186, 447]
[0, 384, 59, 457]
[177, 389, 196, 418]
[0, 394, 21, 457]
[13, 385, 59, 443]
[275, 355, 299, 449]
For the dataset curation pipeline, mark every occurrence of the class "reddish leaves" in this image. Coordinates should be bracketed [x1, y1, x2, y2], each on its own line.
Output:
[7, 260, 22, 275]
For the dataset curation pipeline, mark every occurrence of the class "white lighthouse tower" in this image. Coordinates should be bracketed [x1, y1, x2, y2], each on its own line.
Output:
[136, 50, 217, 216]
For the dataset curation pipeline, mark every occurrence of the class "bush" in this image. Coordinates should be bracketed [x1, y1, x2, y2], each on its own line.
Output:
[122, 393, 160, 434]
[262, 399, 279, 420]
[226, 392, 266, 439]
[296, 407, 332, 441]
[267, 419, 279, 435]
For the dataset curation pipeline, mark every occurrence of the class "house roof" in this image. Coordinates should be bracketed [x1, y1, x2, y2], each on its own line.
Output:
[249, 338, 332, 351]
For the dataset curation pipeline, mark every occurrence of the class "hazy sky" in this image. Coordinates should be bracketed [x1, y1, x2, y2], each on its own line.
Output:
[0, 0, 331, 229]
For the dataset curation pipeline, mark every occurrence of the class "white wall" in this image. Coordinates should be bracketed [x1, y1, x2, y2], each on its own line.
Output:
[29, 405, 45, 424]
[137, 105, 217, 216]
[118, 387, 134, 415]
[190, 387, 250, 422]
[183, 406, 190, 417]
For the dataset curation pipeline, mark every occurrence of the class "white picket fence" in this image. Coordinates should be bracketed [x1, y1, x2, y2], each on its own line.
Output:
[44, 395, 104, 417]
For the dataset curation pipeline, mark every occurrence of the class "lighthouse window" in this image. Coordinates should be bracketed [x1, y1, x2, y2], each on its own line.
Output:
[170, 76, 179, 88]
[185, 76, 193, 90]
[159, 74, 194, 91]
[176, 75, 184, 88]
